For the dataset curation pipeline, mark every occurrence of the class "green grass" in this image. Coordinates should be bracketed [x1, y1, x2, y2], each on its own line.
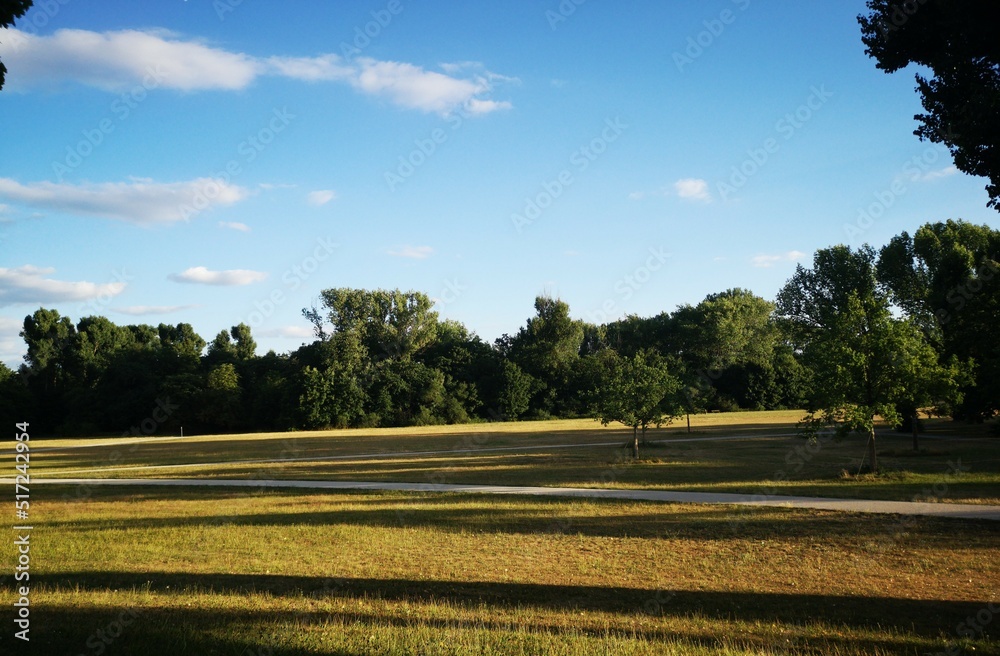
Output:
[2, 485, 998, 655]
[28, 411, 1000, 505]
[4, 411, 999, 654]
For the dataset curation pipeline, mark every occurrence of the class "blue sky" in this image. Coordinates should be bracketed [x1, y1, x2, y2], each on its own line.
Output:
[0, 0, 996, 367]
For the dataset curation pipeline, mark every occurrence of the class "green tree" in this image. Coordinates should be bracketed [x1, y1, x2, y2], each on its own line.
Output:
[506, 296, 584, 416]
[779, 246, 967, 472]
[306, 288, 438, 362]
[496, 359, 532, 420]
[230, 322, 257, 361]
[596, 349, 682, 459]
[201, 363, 242, 432]
[859, 0, 1000, 210]
[20, 308, 76, 433]
[295, 330, 369, 429]
[0, 1, 32, 91]
[877, 220, 1000, 420]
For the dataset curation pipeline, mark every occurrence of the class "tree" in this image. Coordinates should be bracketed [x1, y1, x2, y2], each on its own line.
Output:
[0, 1, 32, 91]
[877, 220, 1000, 421]
[201, 363, 242, 432]
[20, 308, 76, 433]
[306, 288, 439, 364]
[671, 289, 783, 411]
[859, 0, 1000, 210]
[506, 296, 584, 416]
[230, 323, 257, 361]
[779, 246, 967, 472]
[596, 349, 682, 459]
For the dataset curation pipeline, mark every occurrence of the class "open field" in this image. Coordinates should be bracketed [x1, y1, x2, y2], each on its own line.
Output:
[27, 411, 1000, 505]
[3, 411, 999, 654]
[2, 486, 1000, 655]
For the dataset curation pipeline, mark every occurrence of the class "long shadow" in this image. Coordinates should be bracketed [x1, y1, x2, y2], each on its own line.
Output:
[35, 490, 1000, 544]
[24, 600, 967, 656]
[23, 570, 994, 641]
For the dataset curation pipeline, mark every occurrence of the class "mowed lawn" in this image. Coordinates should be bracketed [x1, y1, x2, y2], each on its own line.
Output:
[2, 412, 998, 654]
[28, 411, 1000, 504]
[0, 485, 998, 655]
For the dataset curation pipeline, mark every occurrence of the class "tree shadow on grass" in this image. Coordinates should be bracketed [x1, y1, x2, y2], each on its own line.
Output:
[20, 572, 993, 655]
[36, 490, 1000, 545]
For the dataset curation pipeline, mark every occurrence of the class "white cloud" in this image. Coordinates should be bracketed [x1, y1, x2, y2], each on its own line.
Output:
[0, 27, 513, 115]
[627, 191, 646, 201]
[674, 178, 712, 202]
[307, 190, 337, 206]
[114, 305, 198, 316]
[0, 316, 25, 369]
[387, 245, 434, 260]
[219, 221, 251, 232]
[0, 27, 259, 91]
[0, 265, 127, 306]
[0, 177, 248, 226]
[915, 165, 959, 182]
[168, 267, 267, 286]
[259, 326, 314, 339]
[751, 250, 806, 268]
[265, 54, 352, 82]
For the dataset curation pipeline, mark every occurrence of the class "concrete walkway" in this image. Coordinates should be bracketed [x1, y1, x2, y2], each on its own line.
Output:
[24, 477, 1000, 521]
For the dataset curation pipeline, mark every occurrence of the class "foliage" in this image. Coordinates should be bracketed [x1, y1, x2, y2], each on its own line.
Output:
[595, 349, 682, 458]
[859, 0, 1000, 210]
[779, 246, 970, 471]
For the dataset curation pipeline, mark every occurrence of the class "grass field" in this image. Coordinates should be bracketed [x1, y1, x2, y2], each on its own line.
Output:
[3, 411, 999, 654]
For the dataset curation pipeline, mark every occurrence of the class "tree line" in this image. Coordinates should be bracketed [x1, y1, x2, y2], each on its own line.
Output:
[1, 221, 997, 458]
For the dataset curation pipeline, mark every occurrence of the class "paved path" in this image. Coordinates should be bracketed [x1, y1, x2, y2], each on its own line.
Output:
[23, 477, 1000, 521]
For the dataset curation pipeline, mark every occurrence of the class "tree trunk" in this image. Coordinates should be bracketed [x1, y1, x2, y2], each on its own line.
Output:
[686, 413, 691, 433]
[632, 426, 639, 459]
[867, 425, 878, 474]
[911, 413, 919, 451]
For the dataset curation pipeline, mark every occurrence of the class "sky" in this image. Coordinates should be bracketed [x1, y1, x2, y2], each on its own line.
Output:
[0, 0, 997, 368]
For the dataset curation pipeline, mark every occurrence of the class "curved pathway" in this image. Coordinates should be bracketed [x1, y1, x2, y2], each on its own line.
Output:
[22, 477, 1000, 521]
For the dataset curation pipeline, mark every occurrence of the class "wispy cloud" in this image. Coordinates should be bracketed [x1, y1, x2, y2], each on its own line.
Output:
[0, 27, 514, 115]
[168, 267, 267, 286]
[307, 190, 337, 206]
[913, 165, 959, 183]
[751, 250, 806, 268]
[219, 221, 251, 232]
[114, 305, 198, 316]
[674, 178, 712, 202]
[387, 245, 434, 260]
[0, 177, 248, 226]
[0, 265, 127, 306]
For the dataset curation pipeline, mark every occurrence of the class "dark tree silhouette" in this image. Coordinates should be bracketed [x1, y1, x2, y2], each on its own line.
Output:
[859, 0, 1000, 210]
